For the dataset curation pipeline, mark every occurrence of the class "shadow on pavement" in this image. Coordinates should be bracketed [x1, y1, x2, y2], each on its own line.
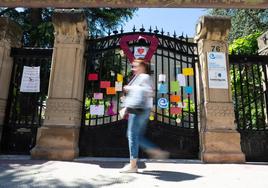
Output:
[140, 170, 202, 182]
[77, 161, 147, 169]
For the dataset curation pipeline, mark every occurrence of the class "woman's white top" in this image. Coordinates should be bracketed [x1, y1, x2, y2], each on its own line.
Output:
[124, 73, 153, 109]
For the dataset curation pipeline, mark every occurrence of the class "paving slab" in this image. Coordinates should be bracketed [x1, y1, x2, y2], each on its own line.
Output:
[0, 155, 268, 188]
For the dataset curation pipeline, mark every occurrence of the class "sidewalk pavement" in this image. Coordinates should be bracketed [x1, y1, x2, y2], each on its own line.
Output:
[0, 155, 268, 188]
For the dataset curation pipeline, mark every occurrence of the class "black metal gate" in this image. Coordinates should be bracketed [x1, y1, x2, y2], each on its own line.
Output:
[79, 28, 199, 159]
[229, 54, 268, 161]
[1, 48, 52, 154]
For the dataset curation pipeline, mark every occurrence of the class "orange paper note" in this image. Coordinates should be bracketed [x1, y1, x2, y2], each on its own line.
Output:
[170, 95, 180, 103]
[106, 87, 116, 95]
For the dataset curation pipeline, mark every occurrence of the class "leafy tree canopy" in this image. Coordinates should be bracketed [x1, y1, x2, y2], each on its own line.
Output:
[208, 9, 268, 42]
[229, 31, 262, 55]
[0, 8, 137, 47]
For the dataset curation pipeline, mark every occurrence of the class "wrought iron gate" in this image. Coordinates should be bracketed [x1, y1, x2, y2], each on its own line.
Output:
[230, 55, 268, 161]
[1, 48, 52, 154]
[79, 28, 199, 159]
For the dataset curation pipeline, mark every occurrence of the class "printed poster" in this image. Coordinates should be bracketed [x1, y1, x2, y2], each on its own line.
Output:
[207, 52, 228, 89]
[20, 66, 40, 92]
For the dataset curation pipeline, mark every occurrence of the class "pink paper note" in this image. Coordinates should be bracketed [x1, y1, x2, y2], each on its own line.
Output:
[100, 81, 111, 88]
[88, 73, 98, 81]
[93, 93, 103, 99]
[170, 107, 182, 115]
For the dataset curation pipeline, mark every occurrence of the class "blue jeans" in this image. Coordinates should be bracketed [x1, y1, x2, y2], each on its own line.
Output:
[127, 108, 156, 159]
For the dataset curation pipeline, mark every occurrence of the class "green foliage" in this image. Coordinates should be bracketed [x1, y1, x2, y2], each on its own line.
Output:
[229, 31, 262, 55]
[228, 32, 266, 129]
[208, 9, 268, 42]
[0, 8, 137, 47]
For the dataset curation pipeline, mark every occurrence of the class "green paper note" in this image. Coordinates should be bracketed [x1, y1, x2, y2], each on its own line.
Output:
[171, 81, 179, 92]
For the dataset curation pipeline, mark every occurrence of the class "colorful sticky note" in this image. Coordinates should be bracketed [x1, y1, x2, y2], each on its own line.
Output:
[115, 81, 123, 91]
[158, 83, 168, 94]
[93, 93, 103, 99]
[177, 74, 186, 86]
[182, 68, 194, 76]
[100, 81, 111, 88]
[170, 95, 180, 103]
[178, 102, 187, 108]
[90, 105, 104, 115]
[185, 86, 193, 94]
[117, 74, 123, 82]
[158, 98, 169, 109]
[88, 73, 98, 81]
[170, 107, 182, 115]
[170, 81, 179, 92]
[158, 74, 166, 82]
[107, 87, 116, 95]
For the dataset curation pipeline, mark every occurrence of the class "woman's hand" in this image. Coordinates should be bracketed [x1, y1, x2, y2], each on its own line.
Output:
[123, 85, 130, 93]
[120, 96, 125, 102]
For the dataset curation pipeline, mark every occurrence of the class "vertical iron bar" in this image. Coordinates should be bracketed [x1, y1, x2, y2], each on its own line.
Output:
[232, 63, 240, 129]
[179, 49, 184, 128]
[167, 41, 171, 125]
[262, 64, 268, 129]
[256, 63, 266, 130]
[193, 54, 198, 130]
[245, 65, 253, 129]
[154, 50, 158, 122]
[238, 63, 246, 129]
[116, 53, 122, 121]
[161, 39, 164, 123]
[251, 63, 259, 130]
[173, 42, 177, 126]
[186, 41, 191, 129]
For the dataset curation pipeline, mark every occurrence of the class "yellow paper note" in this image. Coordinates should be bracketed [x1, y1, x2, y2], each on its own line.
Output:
[117, 74, 123, 82]
[182, 68, 194, 76]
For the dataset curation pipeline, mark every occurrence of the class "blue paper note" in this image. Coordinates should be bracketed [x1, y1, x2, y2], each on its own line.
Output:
[158, 83, 168, 94]
[185, 86, 193, 94]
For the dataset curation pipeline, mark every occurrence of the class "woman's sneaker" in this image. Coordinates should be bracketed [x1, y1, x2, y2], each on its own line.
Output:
[119, 164, 138, 173]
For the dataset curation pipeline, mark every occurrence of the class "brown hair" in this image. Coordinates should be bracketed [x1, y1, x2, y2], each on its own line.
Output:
[133, 58, 150, 74]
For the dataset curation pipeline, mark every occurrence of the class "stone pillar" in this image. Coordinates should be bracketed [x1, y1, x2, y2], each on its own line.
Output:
[195, 16, 245, 163]
[258, 31, 268, 55]
[31, 10, 88, 160]
[0, 18, 22, 146]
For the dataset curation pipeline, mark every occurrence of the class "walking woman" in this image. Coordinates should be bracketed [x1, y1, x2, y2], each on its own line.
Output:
[120, 59, 169, 173]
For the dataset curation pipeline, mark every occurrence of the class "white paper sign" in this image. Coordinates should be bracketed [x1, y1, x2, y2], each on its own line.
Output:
[178, 102, 187, 108]
[158, 74, 166, 82]
[177, 74, 186, 86]
[90, 105, 104, 115]
[207, 52, 228, 89]
[115, 81, 123, 91]
[134, 46, 148, 59]
[20, 66, 40, 92]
